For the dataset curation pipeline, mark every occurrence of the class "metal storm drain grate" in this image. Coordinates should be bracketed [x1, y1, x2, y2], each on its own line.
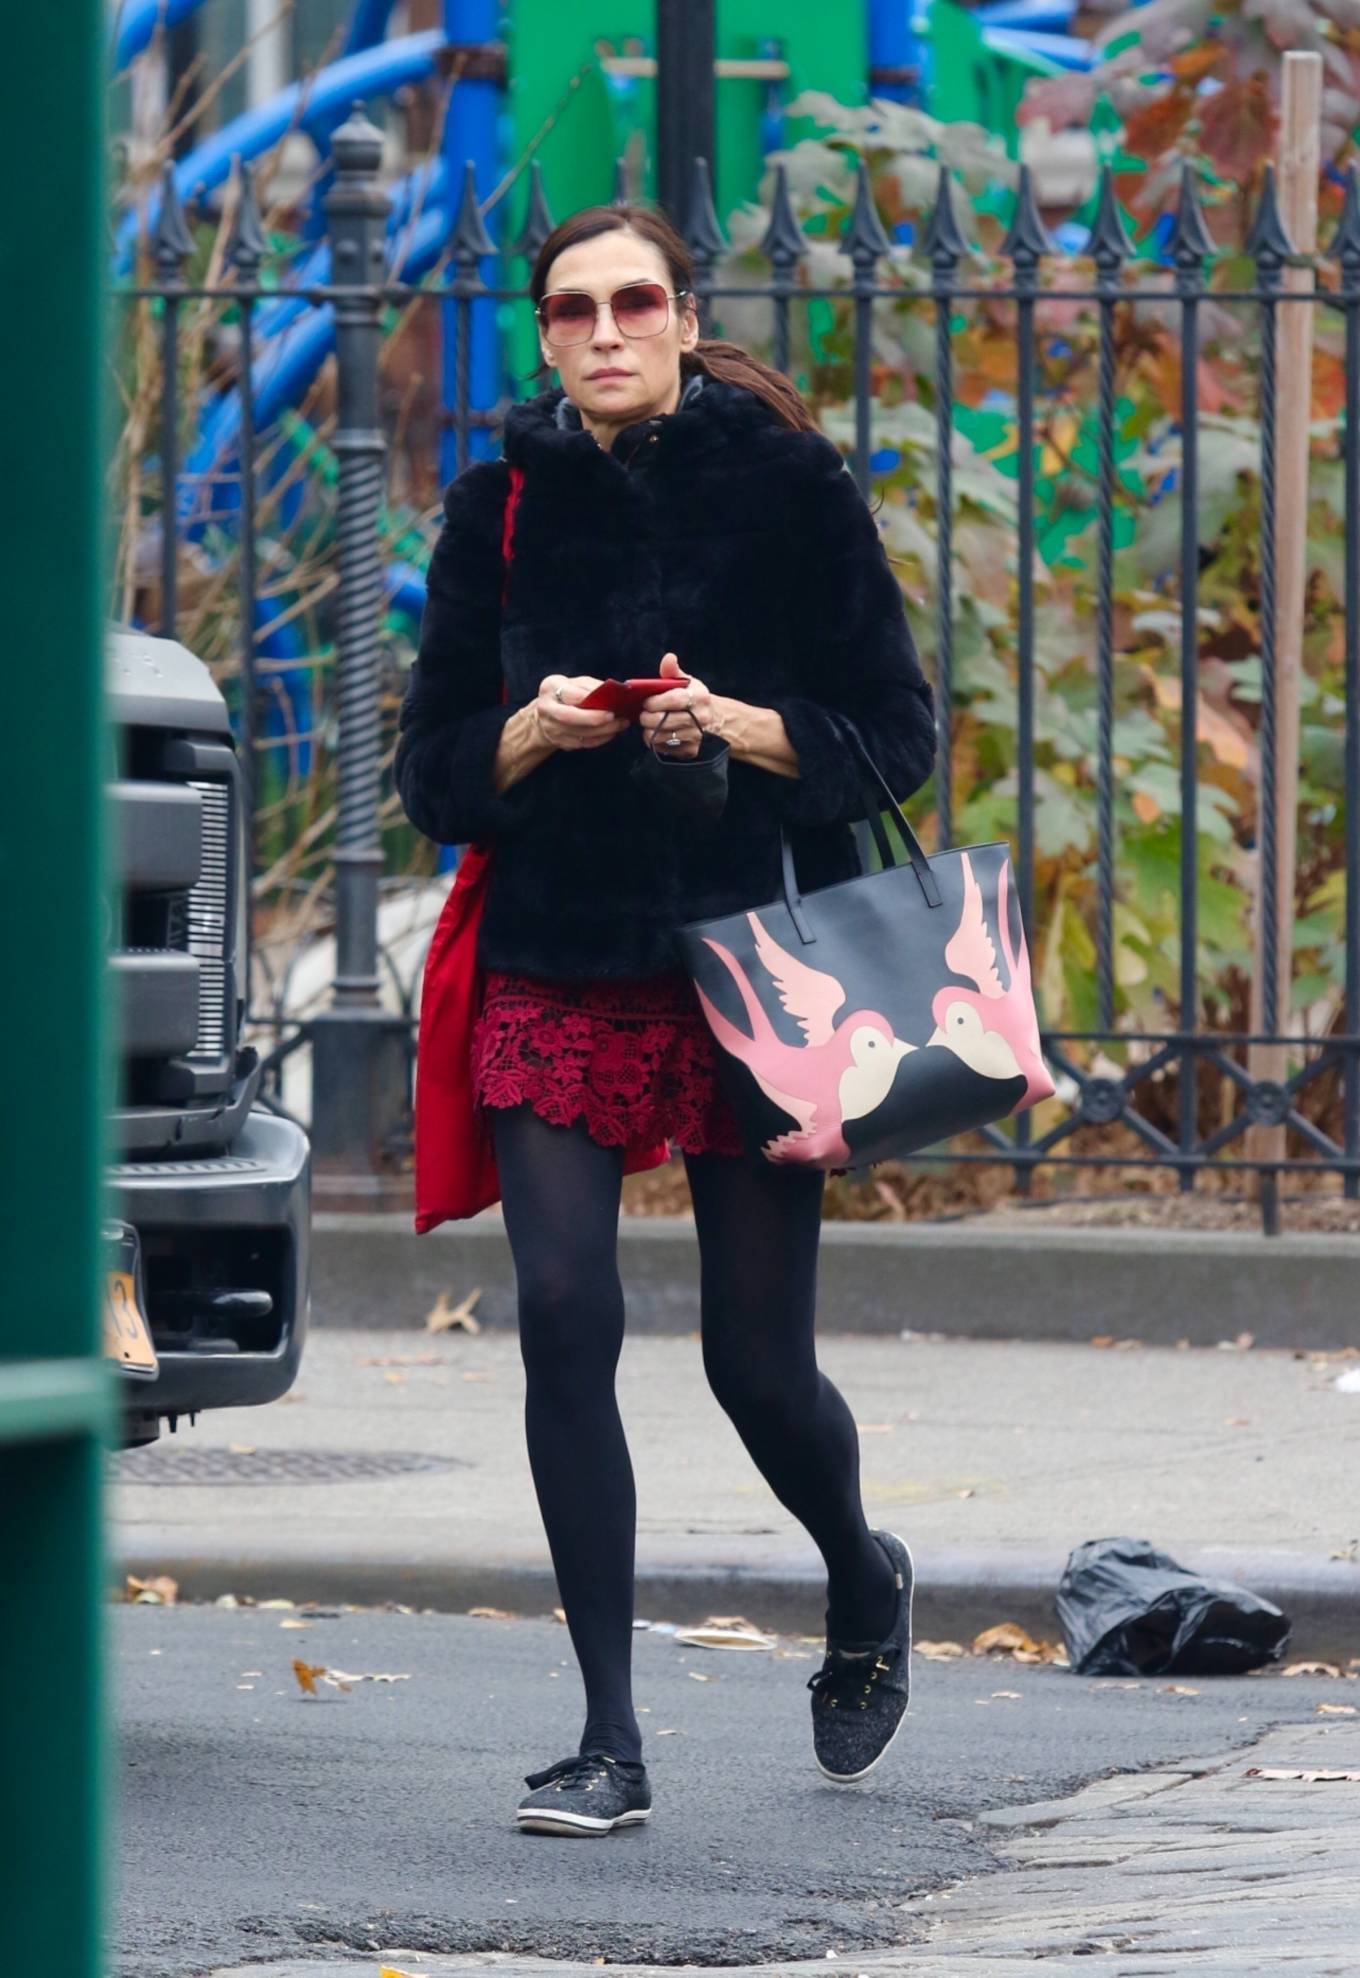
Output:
[111, 1445, 465, 1486]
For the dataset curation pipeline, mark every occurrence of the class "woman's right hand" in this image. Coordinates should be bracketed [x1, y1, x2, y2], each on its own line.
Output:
[532, 674, 630, 751]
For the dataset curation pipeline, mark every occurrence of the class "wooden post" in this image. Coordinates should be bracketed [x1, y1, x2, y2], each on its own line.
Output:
[1249, 52, 1322, 1225]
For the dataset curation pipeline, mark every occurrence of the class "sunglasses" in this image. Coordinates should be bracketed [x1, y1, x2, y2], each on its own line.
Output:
[536, 282, 691, 347]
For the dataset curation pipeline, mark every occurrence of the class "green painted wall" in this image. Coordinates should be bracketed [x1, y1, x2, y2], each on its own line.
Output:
[504, 0, 867, 393]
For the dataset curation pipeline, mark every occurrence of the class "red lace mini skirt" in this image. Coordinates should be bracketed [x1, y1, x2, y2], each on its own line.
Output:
[470, 966, 745, 1159]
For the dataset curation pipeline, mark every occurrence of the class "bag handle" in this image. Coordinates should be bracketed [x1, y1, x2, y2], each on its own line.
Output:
[778, 707, 940, 943]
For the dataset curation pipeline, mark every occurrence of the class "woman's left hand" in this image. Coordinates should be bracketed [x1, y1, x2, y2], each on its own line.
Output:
[637, 652, 715, 760]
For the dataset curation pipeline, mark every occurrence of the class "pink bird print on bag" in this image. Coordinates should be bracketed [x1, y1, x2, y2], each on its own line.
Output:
[694, 912, 916, 1164]
[930, 854, 1053, 1113]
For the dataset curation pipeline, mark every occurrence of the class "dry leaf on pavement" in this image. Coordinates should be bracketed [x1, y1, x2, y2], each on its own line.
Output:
[1160, 1684, 1200, 1695]
[1283, 1660, 1344, 1678]
[292, 1659, 352, 1697]
[551, 1606, 567, 1623]
[915, 1640, 966, 1659]
[426, 1287, 482, 1334]
[1317, 1703, 1358, 1715]
[326, 1669, 410, 1685]
[674, 1625, 777, 1651]
[972, 1623, 1067, 1664]
[467, 1605, 518, 1620]
[125, 1574, 179, 1606]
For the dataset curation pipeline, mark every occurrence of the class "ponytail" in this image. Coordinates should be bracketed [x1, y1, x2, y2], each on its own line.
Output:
[682, 340, 816, 432]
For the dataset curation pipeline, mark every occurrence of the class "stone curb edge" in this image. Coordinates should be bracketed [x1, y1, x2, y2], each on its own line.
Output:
[116, 1543, 1360, 1663]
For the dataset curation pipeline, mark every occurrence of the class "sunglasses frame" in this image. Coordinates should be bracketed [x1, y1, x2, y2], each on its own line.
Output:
[536, 283, 694, 347]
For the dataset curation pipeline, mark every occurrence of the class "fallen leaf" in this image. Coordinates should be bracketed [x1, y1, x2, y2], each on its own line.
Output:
[257, 1598, 295, 1610]
[467, 1605, 517, 1620]
[1160, 1683, 1200, 1695]
[856, 1423, 894, 1434]
[214, 1593, 240, 1608]
[1236, 1331, 1255, 1351]
[125, 1573, 178, 1606]
[1283, 1660, 1344, 1678]
[991, 1689, 1022, 1698]
[688, 1671, 713, 1681]
[674, 1625, 777, 1651]
[280, 1619, 312, 1631]
[956, 1487, 976, 1499]
[551, 1606, 567, 1624]
[1224, 1417, 1251, 1427]
[974, 1622, 1043, 1656]
[1317, 1703, 1358, 1716]
[291, 1659, 328, 1697]
[461, 1370, 492, 1382]
[1090, 1334, 1116, 1348]
[228, 1443, 257, 1455]
[326, 1669, 410, 1684]
[380, 1967, 421, 1977]
[426, 1287, 482, 1335]
[656, 1727, 683, 1736]
[915, 1640, 966, 1659]
[383, 1370, 407, 1385]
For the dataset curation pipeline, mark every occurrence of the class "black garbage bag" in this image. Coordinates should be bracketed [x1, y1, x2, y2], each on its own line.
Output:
[1057, 1536, 1291, 1677]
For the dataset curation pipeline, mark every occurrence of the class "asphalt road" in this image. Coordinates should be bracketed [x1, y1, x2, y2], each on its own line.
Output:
[113, 1604, 1348, 1977]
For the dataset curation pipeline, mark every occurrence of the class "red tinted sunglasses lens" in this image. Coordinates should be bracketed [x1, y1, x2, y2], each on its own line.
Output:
[611, 283, 669, 333]
[541, 294, 598, 339]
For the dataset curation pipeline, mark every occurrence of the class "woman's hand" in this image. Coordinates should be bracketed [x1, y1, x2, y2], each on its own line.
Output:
[637, 653, 714, 760]
[533, 674, 630, 751]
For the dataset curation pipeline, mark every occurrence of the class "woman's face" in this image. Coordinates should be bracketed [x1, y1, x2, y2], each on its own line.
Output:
[537, 230, 699, 429]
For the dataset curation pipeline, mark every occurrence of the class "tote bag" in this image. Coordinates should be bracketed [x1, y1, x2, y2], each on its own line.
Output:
[674, 711, 1053, 1171]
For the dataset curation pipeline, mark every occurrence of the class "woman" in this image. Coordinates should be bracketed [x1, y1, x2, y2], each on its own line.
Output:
[396, 201, 936, 1837]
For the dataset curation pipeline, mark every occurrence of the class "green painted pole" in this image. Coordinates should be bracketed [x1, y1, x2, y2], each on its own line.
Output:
[0, 4, 113, 1973]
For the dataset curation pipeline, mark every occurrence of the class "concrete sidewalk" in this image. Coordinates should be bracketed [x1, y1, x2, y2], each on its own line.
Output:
[113, 1329, 1360, 1658]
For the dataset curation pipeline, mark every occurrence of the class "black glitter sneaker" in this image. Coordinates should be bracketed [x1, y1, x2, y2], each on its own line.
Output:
[515, 1751, 652, 1836]
[808, 1529, 914, 1783]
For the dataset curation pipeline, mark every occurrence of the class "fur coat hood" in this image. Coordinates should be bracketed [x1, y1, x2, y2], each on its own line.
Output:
[396, 372, 937, 980]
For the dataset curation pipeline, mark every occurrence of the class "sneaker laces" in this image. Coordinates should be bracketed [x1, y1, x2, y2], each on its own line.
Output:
[807, 1627, 901, 1709]
[523, 1751, 644, 1792]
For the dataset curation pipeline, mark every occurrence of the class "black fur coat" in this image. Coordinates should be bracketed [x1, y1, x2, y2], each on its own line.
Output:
[395, 372, 937, 979]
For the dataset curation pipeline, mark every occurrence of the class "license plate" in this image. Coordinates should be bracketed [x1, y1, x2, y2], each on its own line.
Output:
[102, 1224, 158, 1378]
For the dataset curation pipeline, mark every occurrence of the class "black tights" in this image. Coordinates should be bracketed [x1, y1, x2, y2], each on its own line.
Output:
[488, 1102, 898, 1765]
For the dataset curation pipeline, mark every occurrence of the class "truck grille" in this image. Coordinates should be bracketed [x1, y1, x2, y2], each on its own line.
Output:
[183, 778, 231, 1062]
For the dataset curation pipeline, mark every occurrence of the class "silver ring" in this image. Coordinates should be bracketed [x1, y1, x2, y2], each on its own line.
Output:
[665, 732, 683, 747]
[553, 684, 566, 702]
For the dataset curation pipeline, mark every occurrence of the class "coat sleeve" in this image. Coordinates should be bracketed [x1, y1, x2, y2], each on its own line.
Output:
[751, 431, 936, 829]
[394, 459, 539, 846]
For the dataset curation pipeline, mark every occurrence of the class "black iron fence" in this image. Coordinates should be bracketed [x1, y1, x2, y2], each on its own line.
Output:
[114, 109, 1360, 1228]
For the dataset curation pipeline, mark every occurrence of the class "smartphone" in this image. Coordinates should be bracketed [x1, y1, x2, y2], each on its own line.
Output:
[576, 675, 691, 720]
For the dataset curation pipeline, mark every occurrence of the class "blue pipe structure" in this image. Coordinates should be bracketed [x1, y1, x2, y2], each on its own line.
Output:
[113, 30, 446, 268]
[868, 0, 921, 106]
[982, 24, 1093, 69]
[442, 0, 503, 478]
[975, 0, 1076, 31]
[112, 0, 209, 70]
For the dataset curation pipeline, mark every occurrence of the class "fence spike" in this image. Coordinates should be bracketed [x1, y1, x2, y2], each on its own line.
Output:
[226, 158, 267, 273]
[1088, 166, 1132, 272]
[1246, 163, 1293, 272]
[922, 163, 967, 269]
[152, 161, 194, 274]
[1000, 163, 1053, 267]
[1328, 162, 1360, 271]
[612, 156, 630, 206]
[1166, 162, 1214, 268]
[685, 157, 726, 262]
[759, 162, 806, 267]
[450, 159, 495, 261]
[510, 160, 555, 263]
[843, 158, 892, 266]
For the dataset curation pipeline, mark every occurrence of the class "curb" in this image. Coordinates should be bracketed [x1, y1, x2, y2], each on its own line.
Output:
[312, 1212, 1359, 1349]
[114, 1541, 1360, 1663]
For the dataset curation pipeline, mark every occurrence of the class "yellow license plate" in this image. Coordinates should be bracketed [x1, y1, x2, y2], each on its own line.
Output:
[103, 1268, 158, 1377]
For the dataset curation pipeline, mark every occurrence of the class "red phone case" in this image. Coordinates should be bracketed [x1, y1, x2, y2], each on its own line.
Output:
[577, 675, 691, 718]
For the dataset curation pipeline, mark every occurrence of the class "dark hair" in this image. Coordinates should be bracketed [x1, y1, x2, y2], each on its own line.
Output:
[528, 202, 815, 433]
